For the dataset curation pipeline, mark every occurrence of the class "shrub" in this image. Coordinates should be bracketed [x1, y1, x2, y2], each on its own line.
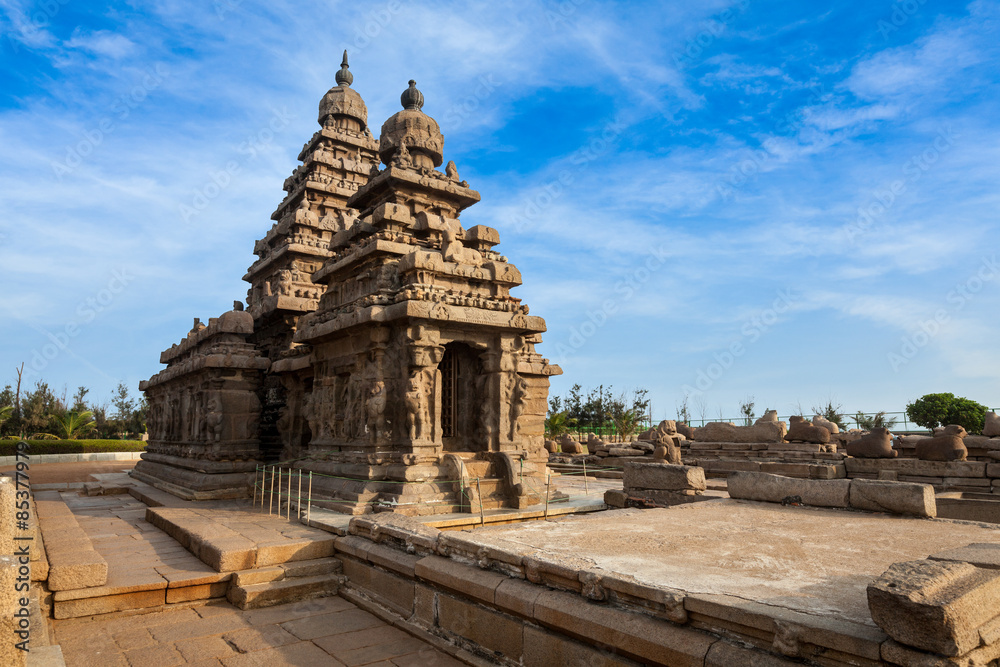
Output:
[906, 393, 989, 433]
[0, 439, 145, 457]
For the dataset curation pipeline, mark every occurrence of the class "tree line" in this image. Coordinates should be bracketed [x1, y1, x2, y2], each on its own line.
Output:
[0, 365, 146, 440]
[546, 384, 651, 439]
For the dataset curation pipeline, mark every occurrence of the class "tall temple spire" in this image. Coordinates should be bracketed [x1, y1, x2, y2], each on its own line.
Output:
[335, 50, 353, 87]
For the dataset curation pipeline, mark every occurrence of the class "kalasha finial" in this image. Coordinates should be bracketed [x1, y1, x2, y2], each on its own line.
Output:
[400, 79, 424, 110]
[335, 50, 353, 87]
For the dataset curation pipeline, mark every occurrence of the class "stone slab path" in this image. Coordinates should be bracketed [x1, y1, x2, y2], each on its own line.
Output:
[53, 596, 465, 667]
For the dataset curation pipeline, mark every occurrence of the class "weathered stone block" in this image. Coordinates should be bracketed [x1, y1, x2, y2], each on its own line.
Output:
[47, 550, 108, 591]
[603, 489, 627, 507]
[414, 554, 504, 603]
[868, 559, 1000, 656]
[848, 479, 936, 517]
[623, 462, 706, 492]
[727, 471, 850, 508]
[438, 593, 523, 660]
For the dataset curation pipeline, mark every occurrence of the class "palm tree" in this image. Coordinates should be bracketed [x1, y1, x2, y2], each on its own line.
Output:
[53, 410, 97, 439]
[544, 411, 575, 438]
[0, 405, 12, 429]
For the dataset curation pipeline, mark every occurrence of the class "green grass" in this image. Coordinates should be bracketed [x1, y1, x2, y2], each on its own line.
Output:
[0, 439, 146, 457]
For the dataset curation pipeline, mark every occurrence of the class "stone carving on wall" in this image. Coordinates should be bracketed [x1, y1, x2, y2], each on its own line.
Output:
[205, 397, 224, 442]
[509, 374, 528, 441]
[404, 370, 431, 441]
[441, 228, 483, 266]
[366, 380, 387, 442]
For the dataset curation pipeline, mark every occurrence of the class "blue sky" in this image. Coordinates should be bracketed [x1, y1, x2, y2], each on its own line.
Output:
[1, 0, 998, 420]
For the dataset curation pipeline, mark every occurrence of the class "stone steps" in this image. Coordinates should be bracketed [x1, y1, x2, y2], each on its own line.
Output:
[227, 557, 345, 610]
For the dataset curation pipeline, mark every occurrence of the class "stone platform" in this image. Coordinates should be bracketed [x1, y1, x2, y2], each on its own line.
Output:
[144, 506, 337, 573]
[471, 501, 1000, 627]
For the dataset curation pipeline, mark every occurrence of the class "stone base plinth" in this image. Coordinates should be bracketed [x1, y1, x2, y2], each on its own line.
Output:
[131, 460, 254, 500]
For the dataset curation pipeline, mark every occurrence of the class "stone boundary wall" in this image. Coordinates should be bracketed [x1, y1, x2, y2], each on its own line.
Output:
[327, 513, 913, 666]
[0, 452, 143, 466]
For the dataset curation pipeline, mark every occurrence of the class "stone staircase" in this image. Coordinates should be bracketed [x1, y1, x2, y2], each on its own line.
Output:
[227, 556, 344, 609]
[450, 452, 513, 513]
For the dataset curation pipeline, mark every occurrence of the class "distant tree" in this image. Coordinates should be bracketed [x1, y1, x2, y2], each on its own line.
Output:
[854, 411, 897, 431]
[676, 394, 691, 425]
[906, 393, 989, 433]
[21, 381, 58, 436]
[945, 397, 989, 434]
[740, 396, 756, 426]
[906, 393, 954, 430]
[72, 386, 90, 412]
[0, 405, 12, 431]
[111, 382, 137, 437]
[812, 400, 848, 431]
[608, 389, 650, 439]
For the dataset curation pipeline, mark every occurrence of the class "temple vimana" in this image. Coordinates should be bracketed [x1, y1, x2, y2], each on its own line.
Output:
[137, 53, 560, 514]
[10, 53, 1000, 667]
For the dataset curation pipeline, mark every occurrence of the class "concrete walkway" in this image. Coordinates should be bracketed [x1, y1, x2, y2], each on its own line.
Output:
[53, 596, 465, 667]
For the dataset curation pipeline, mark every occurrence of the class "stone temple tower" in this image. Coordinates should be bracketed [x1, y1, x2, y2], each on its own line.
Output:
[243, 52, 380, 460]
[138, 57, 561, 514]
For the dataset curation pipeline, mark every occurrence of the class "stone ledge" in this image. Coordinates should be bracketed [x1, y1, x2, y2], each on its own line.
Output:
[34, 491, 108, 591]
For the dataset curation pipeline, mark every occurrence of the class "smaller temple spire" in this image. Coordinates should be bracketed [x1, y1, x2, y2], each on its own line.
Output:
[335, 50, 353, 87]
[400, 80, 424, 110]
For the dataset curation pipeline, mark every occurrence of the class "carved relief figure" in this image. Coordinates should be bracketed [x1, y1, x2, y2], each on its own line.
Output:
[366, 381, 387, 442]
[302, 392, 320, 442]
[476, 372, 497, 445]
[441, 228, 483, 266]
[509, 374, 528, 441]
[205, 398, 224, 442]
[404, 371, 430, 441]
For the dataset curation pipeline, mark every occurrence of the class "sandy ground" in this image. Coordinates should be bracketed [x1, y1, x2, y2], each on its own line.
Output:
[474, 499, 1000, 625]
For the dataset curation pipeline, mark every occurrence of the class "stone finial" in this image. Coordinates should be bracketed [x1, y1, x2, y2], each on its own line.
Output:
[401, 80, 424, 110]
[336, 50, 353, 87]
[233, 300, 244, 312]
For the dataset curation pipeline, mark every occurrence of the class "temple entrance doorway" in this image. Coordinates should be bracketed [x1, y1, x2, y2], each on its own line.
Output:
[439, 342, 481, 452]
